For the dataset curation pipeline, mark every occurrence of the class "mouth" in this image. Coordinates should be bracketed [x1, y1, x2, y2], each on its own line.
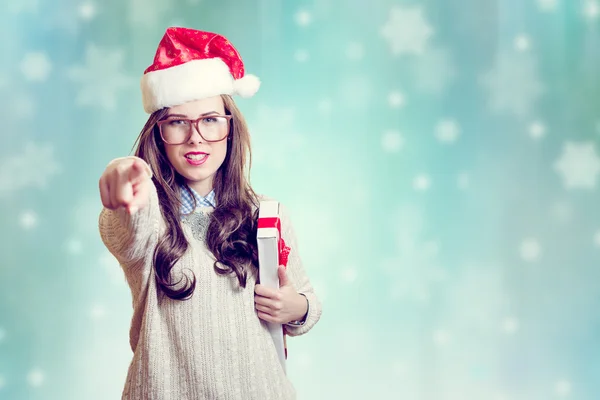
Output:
[184, 152, 209, 165]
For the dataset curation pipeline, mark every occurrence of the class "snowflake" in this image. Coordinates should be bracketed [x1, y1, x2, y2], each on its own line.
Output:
[413, 174, 431, 191]
[340, 265, 358, 284]
[584, 0, 600, 20]
[555, 379, 572, 396]
[90, 303, 107, 320]
[502, 317, 519, 334]
[433, 329, 451, 346]
[457, 172, 470, 189]
[65, 238, 83, 254]
[294, 49, 309, 62]
[128, 0, 171, 28]
[42, 0, 98, 35]
[27, 368, 45, 387]
[346, 42, 365, 60]
[295, 10, 312, 26]
[67, 44, 133, 110]
[537, 0, 559, 12]
[21, 52, 52, 82]
[412, 47, 457, 96]
[380, 6, 434, 56]
[388, 91, 406, 108]
[480, 51, 544, 118]
[7, 0, 39, 14]
[381, 130, 404, 153]
[529, 120, 546, 140]
[554, 141, 600, 189]
[20, 211, 38, 230]
[520, 237, 541, 262]
[0, 142, 61, 197]
[317, 98, 333, 115]
[79, 1, 97, 20]
[435, 119, 461, 143]
[514, 34, 531, 52]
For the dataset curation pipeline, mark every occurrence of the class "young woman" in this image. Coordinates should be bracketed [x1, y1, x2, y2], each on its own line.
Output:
[98, 27, 322, 400]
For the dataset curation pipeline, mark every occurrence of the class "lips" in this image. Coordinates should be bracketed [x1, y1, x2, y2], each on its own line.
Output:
[184, 151, 209, 166]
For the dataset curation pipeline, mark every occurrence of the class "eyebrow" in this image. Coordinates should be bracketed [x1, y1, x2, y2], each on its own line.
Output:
[166, 111, 221, 118]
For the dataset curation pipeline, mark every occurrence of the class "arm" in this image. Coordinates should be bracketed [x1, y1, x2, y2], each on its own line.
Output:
[279, 202, 323, 337]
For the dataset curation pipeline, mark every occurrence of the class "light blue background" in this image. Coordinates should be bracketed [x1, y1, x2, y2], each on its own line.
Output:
[1, 0, 600, 399]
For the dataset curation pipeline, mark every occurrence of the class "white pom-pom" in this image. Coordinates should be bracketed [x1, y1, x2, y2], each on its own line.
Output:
[234, 74, 261, 97]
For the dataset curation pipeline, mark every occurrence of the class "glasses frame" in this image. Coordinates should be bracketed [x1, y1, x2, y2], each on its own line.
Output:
[157, 114, 233, 144]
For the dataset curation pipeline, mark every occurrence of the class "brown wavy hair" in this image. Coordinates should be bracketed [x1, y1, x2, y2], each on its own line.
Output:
[131, 95, 260, 300]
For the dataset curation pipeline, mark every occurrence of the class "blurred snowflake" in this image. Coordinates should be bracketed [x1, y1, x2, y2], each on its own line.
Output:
[20, 52, 52, 82]
[480, 51, 544, 118]
[43, 0, 99, 34]
[537, 0, 559, 12]
[555, 379, 572, 396]
[520, 237, 542, 262]
[381, 130, 404, 153]
[583, 0, 600, 20]
[20, 211, 38, 230]
[554, 141, 600, 189]
[514, 34, 532, 52]
[27, 368, 45, 387]
[380, 6, 434, 56]
[294, 9, 312, 26]
[346, 42, 365, 60]
[529, 120, 546, 140]
[67, 44, 133, 110]
[412, 47, 457, 96]
[7, 0, 39, 14]
[388, 91, 406, 108]
[129, 0, 170, 28]
[0, 142, 61, 197]
[594, 230, 600, 247]
[413, 174, 431, 191]
[435, 119, 461, 143]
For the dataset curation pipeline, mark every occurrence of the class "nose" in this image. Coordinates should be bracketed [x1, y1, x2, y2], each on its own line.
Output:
[188, 123, 204, 143]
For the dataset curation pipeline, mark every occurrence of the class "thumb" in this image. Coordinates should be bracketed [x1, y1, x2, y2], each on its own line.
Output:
[278, 265, 290, 287]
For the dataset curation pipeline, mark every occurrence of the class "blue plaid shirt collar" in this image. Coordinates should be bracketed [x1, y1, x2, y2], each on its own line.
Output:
[180, 186, 216, 214]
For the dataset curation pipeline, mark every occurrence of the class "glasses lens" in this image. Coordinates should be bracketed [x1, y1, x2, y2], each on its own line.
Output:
[198, 116, 228, 141]
[162, 119, 191, 144]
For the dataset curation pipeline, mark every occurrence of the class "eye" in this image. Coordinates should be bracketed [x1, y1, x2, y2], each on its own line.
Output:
[204, 117, 218, 123]
[167, 119, 187, 125]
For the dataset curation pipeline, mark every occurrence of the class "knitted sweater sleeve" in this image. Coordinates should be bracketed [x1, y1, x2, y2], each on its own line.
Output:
[278, 202, 323, 337]
[98, 158, 162, 269]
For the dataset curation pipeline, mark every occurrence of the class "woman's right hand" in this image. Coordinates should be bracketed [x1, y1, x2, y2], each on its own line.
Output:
[99, 157, 152, 214]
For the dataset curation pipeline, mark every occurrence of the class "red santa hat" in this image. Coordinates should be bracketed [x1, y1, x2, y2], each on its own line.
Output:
[140, 27, 260, 114]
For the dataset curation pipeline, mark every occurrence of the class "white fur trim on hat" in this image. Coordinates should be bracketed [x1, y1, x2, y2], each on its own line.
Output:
[141, 58, 260, 114]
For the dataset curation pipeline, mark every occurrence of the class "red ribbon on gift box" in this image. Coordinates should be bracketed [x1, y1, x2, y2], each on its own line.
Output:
[257, 217, 291, 267]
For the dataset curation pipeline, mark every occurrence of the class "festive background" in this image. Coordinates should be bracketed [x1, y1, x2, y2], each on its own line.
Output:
[1, 0, 600, 399]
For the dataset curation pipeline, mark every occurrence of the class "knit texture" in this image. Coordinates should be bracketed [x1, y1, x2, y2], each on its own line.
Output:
[99, 179, 322, 400]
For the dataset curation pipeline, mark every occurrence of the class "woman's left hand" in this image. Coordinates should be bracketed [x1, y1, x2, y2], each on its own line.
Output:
[255, 265, 308, 324]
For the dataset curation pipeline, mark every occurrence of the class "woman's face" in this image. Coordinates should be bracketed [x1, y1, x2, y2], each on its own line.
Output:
[161, 96, 230, 196]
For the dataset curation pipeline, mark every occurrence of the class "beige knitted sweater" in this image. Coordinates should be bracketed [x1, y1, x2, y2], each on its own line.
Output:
[99, 179, 322, 400]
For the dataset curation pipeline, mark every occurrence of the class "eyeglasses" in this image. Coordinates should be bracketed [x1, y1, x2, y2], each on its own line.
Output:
[157, 115, 233, 144]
